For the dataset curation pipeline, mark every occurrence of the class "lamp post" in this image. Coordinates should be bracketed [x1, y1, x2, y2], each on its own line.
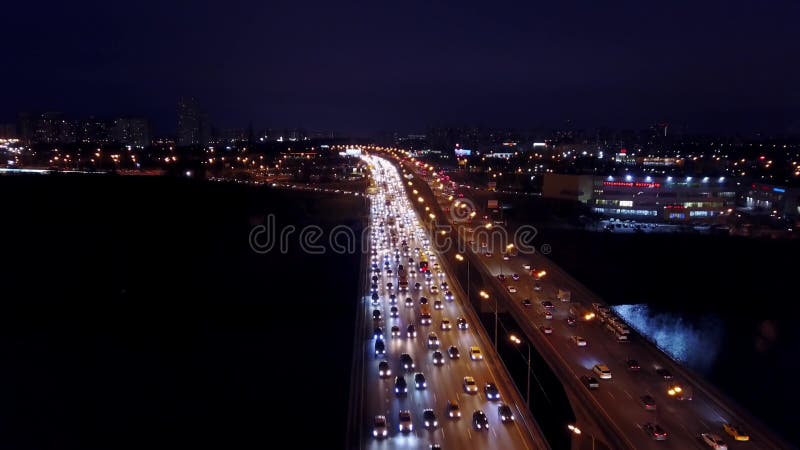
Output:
[455, 253, 469, 305]
[510, 334, 531, 408]
[568, 424, 595, 450]
[480, 290, 497, 350]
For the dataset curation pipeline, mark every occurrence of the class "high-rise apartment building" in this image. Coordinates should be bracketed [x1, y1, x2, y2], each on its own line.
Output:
[177, 96, 201, 146]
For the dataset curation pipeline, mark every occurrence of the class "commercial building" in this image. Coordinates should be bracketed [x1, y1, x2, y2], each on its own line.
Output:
[743, 183, 800, 218]
[543, 173, 737, 222]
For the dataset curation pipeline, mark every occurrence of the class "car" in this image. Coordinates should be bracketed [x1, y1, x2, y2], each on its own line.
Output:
[626, 359, 641, 371]
[444, 291, 454, 301]
[580, 375, 599, 389]
[386, 282, 394, 291]
[374, 339, 385, 356]
[394, 376, 408, 395]
[522, 299, 532, 307]
[533, 283, 542, 292]
[656, 368, 673, 379]
[484, 383, 500, 400]
[566, 315, 576, 327]
[422, 409, 438, 428]
[541, 300, 554, 309]
[701, 433, 728, 449]
[540, 325, 553, 335]
[405, 297, 414, 307]
[593, 364, 612, 379]
[430, 285, 439, 295]
[400, 353, 415, 370]
[571, 336, 588, 347]
[640, 394, 657, 410]
[507, 286, 518, 293]
[469, 346, 483, 360]
[391, 325, 401, 337]
[398, 410, 413, 432]
[371, 293, 380, 305]
[371, 283, 379, 293]
[389, 306, 399, 317]
[448, 346, 461, 359]
[432, 351, 444, 365]
[440, 281, 448, 290]
[544, 310, 553, 320]
[433, 299, 443, 310]
[427, 332, 441, 349]
[511, 273, 520, 281]
[414, 372, 427, 389]
[643, 422, 668, 441]
[722, 423, 749, 441]
[497, 274, 506, 282]
[447, 400, 461, 418]
[378, 360, 391, 377]
[666, 383, 692, 400]
[484, 252, 492, 257]
[498, 404, 514, 422]
[407, 324, 417, 338]
[373, 415, 388, 438]
[502, 253, 510, 260]
[389, 294, 397, 304]
[523, 263, 532, 270]
[419, 296, 429, 305]
[457, 317, 468, 329]
[372, 309, 382, 321]
[472, 410, 489, 430]
[440, 318, 452, 330]
[463, 376, 478, 393]
[414, 282, 421, 290]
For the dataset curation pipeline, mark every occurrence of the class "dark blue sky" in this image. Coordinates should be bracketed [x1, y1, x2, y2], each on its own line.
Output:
[3, 0, 800, 135]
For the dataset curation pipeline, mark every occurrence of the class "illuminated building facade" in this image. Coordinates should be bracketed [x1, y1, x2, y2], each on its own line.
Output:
[543, 174, 737, 222]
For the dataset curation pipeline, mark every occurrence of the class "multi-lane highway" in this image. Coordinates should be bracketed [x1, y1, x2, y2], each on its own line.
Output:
[354, 155, 547, 450]
[403, 158, 792, 450]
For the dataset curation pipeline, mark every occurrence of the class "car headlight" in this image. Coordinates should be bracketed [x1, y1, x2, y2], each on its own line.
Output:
[373, 430, 378, 436]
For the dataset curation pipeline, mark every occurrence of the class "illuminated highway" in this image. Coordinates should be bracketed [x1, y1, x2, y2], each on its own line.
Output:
[354, 155, 547, 450]
[403, 158, 792, 450]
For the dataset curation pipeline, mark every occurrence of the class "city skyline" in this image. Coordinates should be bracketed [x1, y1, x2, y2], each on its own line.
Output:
[2, 1, 799, 136]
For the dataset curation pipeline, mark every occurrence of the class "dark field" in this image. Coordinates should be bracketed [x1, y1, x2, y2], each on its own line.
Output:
[0, 175, 365, 450]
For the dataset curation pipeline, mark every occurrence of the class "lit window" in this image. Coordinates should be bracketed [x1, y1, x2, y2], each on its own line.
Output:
[619, 200, 633, 207]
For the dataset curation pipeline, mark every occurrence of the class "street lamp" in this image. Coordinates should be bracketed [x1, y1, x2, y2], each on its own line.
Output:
[455, 253, 469, 307]
[568, 424, 596, 449]
[480, 290, 497, 350]
[510, 334, 531, 408]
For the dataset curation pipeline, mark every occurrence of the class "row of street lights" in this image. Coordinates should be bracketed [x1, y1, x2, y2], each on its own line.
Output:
[413, 160, 591, 448]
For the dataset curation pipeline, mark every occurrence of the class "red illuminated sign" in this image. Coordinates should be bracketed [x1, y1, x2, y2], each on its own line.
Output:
[603, 181, 661, 188]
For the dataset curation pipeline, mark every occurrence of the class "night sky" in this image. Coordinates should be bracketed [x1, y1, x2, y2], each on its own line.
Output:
[4, 0, 800, 135]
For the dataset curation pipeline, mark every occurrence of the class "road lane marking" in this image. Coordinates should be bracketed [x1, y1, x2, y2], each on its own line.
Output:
[623, 389, 633, 400]
[607, 391, 615, 400]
